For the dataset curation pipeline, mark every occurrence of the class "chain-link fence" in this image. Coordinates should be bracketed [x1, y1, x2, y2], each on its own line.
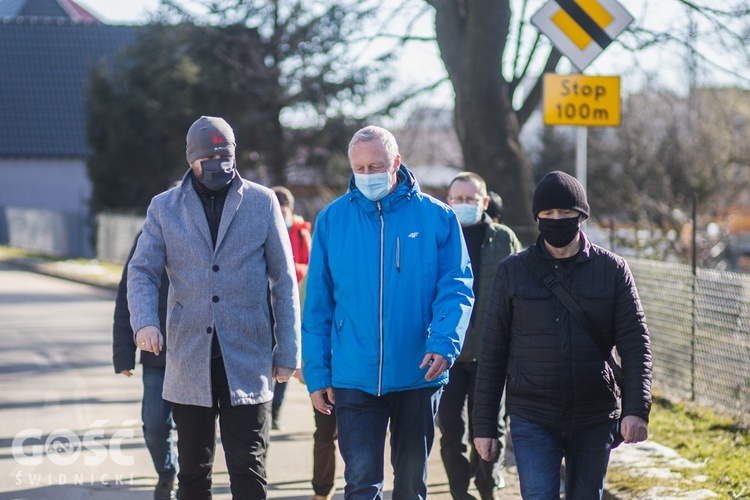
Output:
[0, 206, 93, 258]
[629, 258, 750, 416]
[95, 212, 144, 264]
[5, 206, 747, 416]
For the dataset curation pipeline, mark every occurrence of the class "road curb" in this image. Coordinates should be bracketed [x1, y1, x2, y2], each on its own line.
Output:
[3, 257, 119, 291]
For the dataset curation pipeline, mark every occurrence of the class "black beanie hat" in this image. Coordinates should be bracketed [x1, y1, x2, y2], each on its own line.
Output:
[186, 116, 236, 164]
[532, 171, 590, 219]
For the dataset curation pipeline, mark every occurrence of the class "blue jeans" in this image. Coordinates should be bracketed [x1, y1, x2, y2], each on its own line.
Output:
[510, 415, 618, 500]
[142, 365, 177, 482]
[335, 387, 442, 500]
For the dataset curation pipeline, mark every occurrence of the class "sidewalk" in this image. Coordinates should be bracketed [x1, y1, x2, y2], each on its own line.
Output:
[265, 379, 522, 499]
[0, 250, 718, 499]
[0, 251, 522, 499]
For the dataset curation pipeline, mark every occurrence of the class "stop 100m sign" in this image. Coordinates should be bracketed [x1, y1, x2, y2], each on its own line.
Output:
[543, 74, 620, 127]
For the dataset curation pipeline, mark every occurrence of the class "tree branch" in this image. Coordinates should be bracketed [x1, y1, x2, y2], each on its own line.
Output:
[516, 47, 561, 129]
[510, 0, 531, 84]
[367, 77, 449, 118]
[510, 32, 541, 97]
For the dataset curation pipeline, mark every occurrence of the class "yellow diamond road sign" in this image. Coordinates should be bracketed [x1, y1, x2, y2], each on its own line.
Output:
[531, 0, 633, 71]
[543, 74, 620, 126]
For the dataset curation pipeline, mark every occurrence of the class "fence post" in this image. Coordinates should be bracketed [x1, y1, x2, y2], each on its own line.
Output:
[691, 193, 697, 402]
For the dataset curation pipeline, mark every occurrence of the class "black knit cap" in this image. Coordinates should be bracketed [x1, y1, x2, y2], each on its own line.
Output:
[185, 116, 236, 164]
[532, 171, 590, 219]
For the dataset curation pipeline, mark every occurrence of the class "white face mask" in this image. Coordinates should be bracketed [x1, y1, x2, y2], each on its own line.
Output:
[284, 213, 293, 229]
[453, 203, 483, 226]
[354, 171, 392, 201]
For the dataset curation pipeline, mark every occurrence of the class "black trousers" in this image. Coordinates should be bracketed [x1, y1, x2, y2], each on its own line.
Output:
[172, 356, 271, 500]
[438, 361, 506, 499]
[312, 403, 338, 496]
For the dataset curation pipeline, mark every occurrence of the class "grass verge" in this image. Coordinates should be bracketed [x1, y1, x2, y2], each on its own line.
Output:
[607, 394, 750, 499]
[0, 245, 123, 284]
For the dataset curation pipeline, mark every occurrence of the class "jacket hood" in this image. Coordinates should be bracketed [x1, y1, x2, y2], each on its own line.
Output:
[347, 164, 420, 214]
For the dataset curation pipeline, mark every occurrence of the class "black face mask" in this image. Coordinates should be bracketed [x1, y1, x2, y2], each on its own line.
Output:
[538, 216, 581, 248]
[200, 157, 235, 191]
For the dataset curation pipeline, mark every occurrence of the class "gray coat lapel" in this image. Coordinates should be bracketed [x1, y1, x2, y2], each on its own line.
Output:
[216, 178, 243, 253]
[180, 174, 213, 250]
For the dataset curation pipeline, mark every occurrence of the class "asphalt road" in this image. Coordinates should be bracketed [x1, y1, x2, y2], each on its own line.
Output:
[0, 263, 522, 499]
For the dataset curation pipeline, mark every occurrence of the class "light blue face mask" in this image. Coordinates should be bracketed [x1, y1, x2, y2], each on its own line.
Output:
[354, 172, 392, 201]
[452, 203, 483, 226]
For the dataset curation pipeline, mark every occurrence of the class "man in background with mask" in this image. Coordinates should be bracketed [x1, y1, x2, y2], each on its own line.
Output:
[269, 186, 312, 430]
[302, 125, 474, 499]
[440, 172, 521, 500]
[473, 171, 652, 499]
[128, 115, 301, 499]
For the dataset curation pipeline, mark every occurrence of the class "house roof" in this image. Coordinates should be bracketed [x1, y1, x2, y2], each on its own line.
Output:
[0, 0, 98, 23]
[0, 0, 134, 157]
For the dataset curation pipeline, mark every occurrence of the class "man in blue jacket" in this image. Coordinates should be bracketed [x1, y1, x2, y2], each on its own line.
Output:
[302, 125, 474, 499]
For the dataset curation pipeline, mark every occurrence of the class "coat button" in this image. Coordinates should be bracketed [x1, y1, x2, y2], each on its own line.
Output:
[212, 296, 219, 303]
[206, 326, 213, 334]
[213, 265, 219, 272]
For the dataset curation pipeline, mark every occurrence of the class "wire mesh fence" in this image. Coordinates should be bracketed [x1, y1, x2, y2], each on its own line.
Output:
[0, 206, 93, 258]
[629, 258, 750, 416]
[95, 212, 144, 264]
[7, 206, 747, 417]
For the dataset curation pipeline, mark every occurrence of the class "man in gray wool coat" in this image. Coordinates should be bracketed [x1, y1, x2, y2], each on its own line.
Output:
[128, 115, 301, 500]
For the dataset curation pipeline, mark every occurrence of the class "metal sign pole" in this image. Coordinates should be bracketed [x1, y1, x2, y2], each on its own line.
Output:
[576, 125, 587, 193]
[575, 63, 588, 194]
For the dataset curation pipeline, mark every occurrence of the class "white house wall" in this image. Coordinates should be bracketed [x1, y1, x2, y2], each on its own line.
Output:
[0, 158, 91, 214]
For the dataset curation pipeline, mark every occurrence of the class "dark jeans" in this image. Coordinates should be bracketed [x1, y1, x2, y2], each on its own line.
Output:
[271, 380, 287, 421]
[142, 365, 177, 483]
[312, 403, 338, 496]
[438, 361, 505, 499]
[510, 414, 618, 500]
[172, 356, 271, 500]
[335, 386, 442, 500]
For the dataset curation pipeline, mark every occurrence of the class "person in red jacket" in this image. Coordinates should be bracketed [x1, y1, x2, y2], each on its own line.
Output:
[271, 186, 312, 429]
[273, 186, 312, 284]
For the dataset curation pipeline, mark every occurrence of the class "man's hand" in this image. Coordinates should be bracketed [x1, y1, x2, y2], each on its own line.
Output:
[621, 415, 649, 444]
[119, 370, 133, 377]
[135, 326, 163, 356]
[311, 387, 335, 415]
[293, 368, 305, 384]
[420, 353, 449, 381]
[473, 437, 499, 462]
[273, 367, 295, 383]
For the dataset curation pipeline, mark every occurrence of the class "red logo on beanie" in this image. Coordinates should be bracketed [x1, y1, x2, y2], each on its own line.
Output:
[212, 132, 225, 145]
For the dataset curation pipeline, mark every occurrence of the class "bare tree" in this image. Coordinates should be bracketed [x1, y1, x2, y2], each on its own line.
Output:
[584, 86, 750, 265]
[396, 0, 750, 242]
[157, 0, 390, 187]
[87, 0, 390, 211]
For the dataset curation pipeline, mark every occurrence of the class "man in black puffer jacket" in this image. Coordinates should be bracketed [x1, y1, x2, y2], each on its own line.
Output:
[473, 171, 652, 500]
[113, 234, 177, 500]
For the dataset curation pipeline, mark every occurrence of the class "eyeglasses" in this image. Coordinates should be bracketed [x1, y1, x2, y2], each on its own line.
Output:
[448, 196, 482, 205]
